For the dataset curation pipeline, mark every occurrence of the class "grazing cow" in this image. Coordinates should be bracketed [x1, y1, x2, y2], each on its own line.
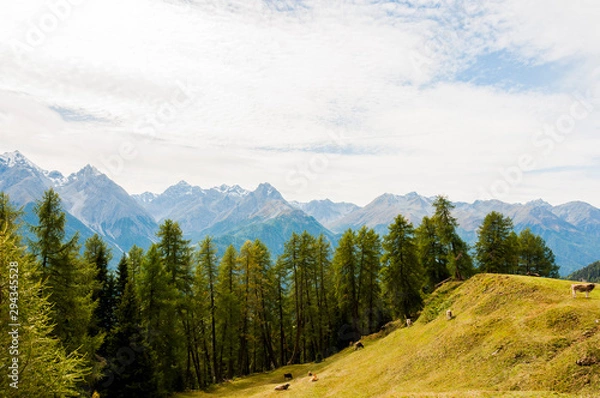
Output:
[446, 310, 453, 320]
[526, 271, 540, 277]
[283, 373, 293, 380]
[311, 374, 319, 382]
[571, 283, 595, 298]
[308, 372, 313, 377]
[576, 356, 599, 366]
[354, 341, 364, 350]
[406, 318, 413, 327]
[274, 383, 290, 391]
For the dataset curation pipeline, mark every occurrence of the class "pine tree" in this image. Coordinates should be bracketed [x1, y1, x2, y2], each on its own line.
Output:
[115, 253, 130, 305]
[416, 216, 450, 292]
[475, 211, 517, 274]
[0, 193, 89, 396]
[30, 189, 102, 374]
[196, 236, 220, 383]
[85, 234, 116, 339]
[127, 245, 145, 287]
[215, 245, 241, 380]
[381, 214, 423, 319]
[103, 281, 160, 398]
[332, 229, 360, 345]
[517, 228, 559, 277]
[432, 196, 474, 280]
[137, 244, 176, 394]
[355, 226, 383, 335]
[313, 234, 335, 358]
[156, 220, 191, 390]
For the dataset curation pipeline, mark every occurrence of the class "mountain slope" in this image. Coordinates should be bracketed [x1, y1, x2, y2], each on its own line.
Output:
[330, 192, 433, 235]
[198, 183, 336, 255]
[568, 261, 600, 283]
[333, 194, 600, 275]
[58, 165, 157, 251]
[177, 274, 600, 397]
[291, 199, 360, 229]
[0, 150, 57, 204]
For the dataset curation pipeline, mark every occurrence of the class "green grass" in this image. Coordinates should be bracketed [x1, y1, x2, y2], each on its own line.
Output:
[176, 274, 600, 397]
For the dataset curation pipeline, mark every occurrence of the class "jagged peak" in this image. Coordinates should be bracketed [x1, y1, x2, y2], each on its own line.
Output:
[215, 184, 249, 196]
[79, 164, 103, 176]
[525, 198, 551, 207]
[254, 182, 283, 200]
[0, 150, 41, 170]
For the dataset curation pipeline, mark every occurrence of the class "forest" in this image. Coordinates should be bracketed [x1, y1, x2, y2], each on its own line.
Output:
[0, 189, 558, 397]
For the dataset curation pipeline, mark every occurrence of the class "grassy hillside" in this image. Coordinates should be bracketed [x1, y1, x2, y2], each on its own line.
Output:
[568, 261, 600, 283]
[177, 274, 600, 397]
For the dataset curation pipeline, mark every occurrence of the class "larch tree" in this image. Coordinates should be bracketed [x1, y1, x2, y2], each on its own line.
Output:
[416, 216, 450, 292]
[355, 226, 383, 335]
[0, 193, 89, 396]
[332, 229, 360, 346]
[103, 279, 160, 398]
[215, 245, 241, 380]
[381, 214, 423, 320]
[517, 228, 559, 277]
[196, 236, 220, 383]
[84, 234, 116, 358]
[475, 211, 517, 274]
[137, 243, 176, 394]
[432, 195, 474, 280]
[30, 189, 102, 375]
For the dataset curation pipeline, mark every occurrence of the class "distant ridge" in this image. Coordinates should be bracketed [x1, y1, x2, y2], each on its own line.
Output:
[1, 150, 599, 274]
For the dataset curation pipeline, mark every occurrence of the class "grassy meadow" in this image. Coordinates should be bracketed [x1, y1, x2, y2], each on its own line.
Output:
[176, 274, 600, 397]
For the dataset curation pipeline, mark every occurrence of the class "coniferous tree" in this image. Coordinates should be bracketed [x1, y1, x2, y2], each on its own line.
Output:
[251, 239, 278, 370]
[156, 219, 191, 391]
[85, 234, 116, 338]
[103, 281, 160, 398]
[381, 215, 423, 319]
[0, 193, 89, 396]
[416, 216, 450, 292]
[215, 245, 241, 380]
[280, 233, 305, 363]
[313, 234, 335, 358]
[115, 254, 129, 301]
[432, 196, 474, 280]
[137, 244, 175, 394]
[30, 189, 102, 373]
[355, 226, 383, 335]
[196, 236, 220, 383]
[273, 257, 289, 366]
[127, 245, 145, 287]
[475, 211, 517, 273]
[517, 228, 559, 277]
[332, 229, 360, 346]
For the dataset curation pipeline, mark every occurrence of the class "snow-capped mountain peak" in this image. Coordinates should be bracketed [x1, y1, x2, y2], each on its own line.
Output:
[215, 184, 249, 197]
[0, 150, 42, 171]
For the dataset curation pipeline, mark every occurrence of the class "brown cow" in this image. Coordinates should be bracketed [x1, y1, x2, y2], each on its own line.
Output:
[311, 374, 319, 382]
[571, 283, 595, 298]
[274, 383, 290, 391]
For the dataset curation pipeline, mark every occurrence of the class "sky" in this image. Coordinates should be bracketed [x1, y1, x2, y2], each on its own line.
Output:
[1, 0, 599, 207]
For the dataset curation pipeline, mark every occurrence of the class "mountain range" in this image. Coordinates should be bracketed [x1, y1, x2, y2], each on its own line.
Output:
[1, 150, 599, 276]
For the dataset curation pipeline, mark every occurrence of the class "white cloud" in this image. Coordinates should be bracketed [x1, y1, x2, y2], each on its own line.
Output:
[0, 0, 599, 206]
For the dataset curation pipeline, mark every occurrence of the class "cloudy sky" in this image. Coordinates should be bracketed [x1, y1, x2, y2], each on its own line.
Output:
[1, 0, 599, 206]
